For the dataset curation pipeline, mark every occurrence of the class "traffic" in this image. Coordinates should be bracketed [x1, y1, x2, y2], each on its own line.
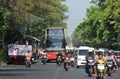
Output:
[5, 28, 119, 79]
[0, 0, 120, 79]
[4, 27, 119, 79]
[1, 45, 120, 79]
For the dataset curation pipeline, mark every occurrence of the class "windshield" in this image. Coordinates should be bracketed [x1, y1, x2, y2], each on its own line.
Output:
[78, 50, 88, 55]
[47, 28, 64, 39]
[46, 39, 64, 48]
[46, 28, 66, 49]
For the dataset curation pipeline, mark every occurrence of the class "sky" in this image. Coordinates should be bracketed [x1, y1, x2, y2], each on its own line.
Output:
[64, 0, 92, 36]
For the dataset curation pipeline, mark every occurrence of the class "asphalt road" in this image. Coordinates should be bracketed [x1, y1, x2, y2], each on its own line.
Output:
[0, 62, 120, 79]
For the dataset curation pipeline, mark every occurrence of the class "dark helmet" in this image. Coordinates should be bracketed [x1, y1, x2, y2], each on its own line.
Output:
[88, 49, 93, 55]
[88, 52, 93, 55]
[114, 52, 117, 55]
[108, 52, 112, 56]
[27, 50, 30, 53]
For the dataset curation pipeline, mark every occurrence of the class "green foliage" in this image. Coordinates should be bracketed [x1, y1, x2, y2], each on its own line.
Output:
[0, 0, 68, 61]
[72, 0, 120, 50]
[0, 48, 7, 62]
[0, 0, 68, 45]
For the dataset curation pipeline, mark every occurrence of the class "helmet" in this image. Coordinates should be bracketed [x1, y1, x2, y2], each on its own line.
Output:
[27, 50, 30, 53]
[98, 49, 104, 52]
[108, 52, 112, 56]
[88, 51, 93, 55]
[109, 50, 114, 55]
[98, 51, 103, 56]
[114, 52, 117, 55]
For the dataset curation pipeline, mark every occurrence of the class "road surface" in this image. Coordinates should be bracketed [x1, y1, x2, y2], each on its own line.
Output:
[0, 63, 119, 79]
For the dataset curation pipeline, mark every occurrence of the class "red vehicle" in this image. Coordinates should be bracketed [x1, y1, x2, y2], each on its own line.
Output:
[44, 27, 66, 61]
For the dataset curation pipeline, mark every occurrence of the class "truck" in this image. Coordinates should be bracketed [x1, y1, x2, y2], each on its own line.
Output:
[8, 34, 40, 64]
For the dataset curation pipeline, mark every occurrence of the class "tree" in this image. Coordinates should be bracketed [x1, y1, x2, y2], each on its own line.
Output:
[0, 0, 68, 46]
[72, 0, 120, 50]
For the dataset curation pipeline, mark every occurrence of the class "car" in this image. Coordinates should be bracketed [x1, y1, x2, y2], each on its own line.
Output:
[76, 46, 95, 68]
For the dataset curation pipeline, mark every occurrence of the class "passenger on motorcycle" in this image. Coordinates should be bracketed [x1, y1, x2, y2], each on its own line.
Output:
[85, 51, 94, 73]
[93, 51, 107, 77]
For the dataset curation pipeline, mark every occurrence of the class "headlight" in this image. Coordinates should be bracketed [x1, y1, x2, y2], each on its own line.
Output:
[88, 60, 93, 62]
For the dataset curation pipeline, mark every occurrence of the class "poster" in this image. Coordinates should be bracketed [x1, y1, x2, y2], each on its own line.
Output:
[8, 44, 32, 56]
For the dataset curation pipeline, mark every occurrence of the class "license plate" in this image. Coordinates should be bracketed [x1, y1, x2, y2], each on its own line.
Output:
[97, 64, 104, 70]
[70, 58, 75, 61]
[88, 60, 93, 62]
[108, 64, 112, 67]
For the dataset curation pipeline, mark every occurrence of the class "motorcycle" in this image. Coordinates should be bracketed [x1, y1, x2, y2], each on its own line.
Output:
[56, 56, 63, 66]
[96, 63, 105, 79]
[31, 56, 36, 64]
[87, 59, 95, 77]
[41, 56, 47, 65]
[64, 57, 70, 71]
[106, 59, 113, 76]
[70, 56, 75, 67]
[25, 57, 31, 68]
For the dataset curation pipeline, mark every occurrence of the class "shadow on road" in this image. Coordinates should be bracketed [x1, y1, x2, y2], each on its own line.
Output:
[0, 68, 55, 72]
[0, 72, 26, 76]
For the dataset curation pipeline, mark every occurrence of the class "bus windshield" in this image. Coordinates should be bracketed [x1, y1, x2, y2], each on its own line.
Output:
[46, 27, 66, 50]
[47, 29, 64, 39]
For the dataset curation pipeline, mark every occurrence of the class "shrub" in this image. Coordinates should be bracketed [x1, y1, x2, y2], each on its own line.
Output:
[0, 48, 8, 62]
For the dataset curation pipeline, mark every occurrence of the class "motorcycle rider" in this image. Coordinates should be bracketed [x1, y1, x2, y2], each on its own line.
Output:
[39, 48, 48, 59]
[25, 50, 32, 64]
[56, 52, 64, 63]
[56, 52, 63, 57]
[69, 50, 75, 57]
[40, 51, 48, 64]
[106, 52, 114, 62]
[105, 52, 114, 74]
[110, 50, 118, 71]
[114, 52, 119, 70]
[85, 50, 94, 73]
[64, 53, 71, 68]
[93, 51, 107, 77]
[64, 52, 70, 61]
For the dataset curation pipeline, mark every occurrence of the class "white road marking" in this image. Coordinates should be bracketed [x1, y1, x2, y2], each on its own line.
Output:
[54, 66, 61, 79]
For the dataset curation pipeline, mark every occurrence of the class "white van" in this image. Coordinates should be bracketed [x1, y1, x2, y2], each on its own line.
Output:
[76, 46, 95, 68]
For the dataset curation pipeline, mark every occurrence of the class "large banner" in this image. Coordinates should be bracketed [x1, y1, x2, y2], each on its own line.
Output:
[8, 44, 32, 56]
